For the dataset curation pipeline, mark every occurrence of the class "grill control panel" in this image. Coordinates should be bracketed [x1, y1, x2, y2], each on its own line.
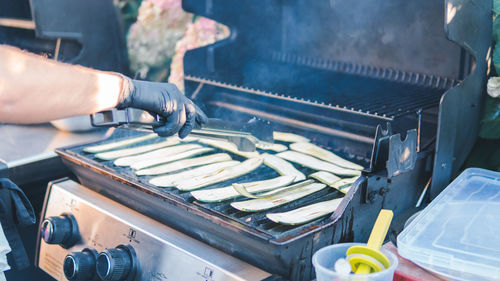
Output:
[36, 179, 271, 281]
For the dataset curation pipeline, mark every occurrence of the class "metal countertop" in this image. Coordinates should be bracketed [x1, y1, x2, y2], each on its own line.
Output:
[0, 123, 111, 184]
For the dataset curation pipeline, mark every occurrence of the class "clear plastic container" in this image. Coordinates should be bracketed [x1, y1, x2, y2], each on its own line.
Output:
[398, 168, 500, 281]
[312, 242, 398, 281]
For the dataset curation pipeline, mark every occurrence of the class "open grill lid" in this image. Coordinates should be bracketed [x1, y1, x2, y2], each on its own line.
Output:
[182, 0, 464, 123]
[182, 0, 466, 82]
[181, 0, 491, 197]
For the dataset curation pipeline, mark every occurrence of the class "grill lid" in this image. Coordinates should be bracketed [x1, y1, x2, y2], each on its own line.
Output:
[181, 0, 491, 193]
[181, 0, 464, 156]
[182, 0, 466, 83]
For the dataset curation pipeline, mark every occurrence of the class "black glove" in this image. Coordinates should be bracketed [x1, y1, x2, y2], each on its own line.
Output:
[116, 76, 208, 138]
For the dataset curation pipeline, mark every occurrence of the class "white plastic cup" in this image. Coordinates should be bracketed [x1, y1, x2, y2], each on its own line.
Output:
[312, 243, 398, 281]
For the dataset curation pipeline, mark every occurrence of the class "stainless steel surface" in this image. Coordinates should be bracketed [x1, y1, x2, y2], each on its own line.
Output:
[431, 0, 492, 199]
[211, 101, 375, 144]
[37, 179, 271, 281]
[91, 108, 155, 128]
[188, 129, 257, 152]
[0, 123, 109, 166]
[92, 109, 263, 151]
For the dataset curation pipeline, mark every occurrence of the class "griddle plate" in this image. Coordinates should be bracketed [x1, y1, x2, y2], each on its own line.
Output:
[62, 129, 356, 239]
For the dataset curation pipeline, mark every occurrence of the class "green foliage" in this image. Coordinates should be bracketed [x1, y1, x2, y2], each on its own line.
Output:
[478, 2, 500, 139]
[493, 17, 500, 73]
[479, 96, 500, 139]
[463, 2, 500, 169]
[462, 138, 500, 172]
[494, 1, 500, 73]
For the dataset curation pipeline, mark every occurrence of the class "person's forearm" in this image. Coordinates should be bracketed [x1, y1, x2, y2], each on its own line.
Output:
[0, 45, 122, 123]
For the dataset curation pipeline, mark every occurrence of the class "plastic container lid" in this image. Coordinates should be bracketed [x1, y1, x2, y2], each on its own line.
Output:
[398, 168, 500, 281]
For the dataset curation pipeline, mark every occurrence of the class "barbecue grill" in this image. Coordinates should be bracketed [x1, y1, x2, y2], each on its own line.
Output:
[37, 0, 491, 280]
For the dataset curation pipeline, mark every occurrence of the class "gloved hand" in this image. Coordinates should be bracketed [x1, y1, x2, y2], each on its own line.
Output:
[116, 75, 208, 138]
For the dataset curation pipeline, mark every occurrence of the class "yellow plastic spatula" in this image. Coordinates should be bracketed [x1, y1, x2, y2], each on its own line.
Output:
[346, 209, 393, 274]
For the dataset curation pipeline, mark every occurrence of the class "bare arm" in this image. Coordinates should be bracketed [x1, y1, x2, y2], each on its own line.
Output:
[0, 45, 122, 123]
[0, 44, 207, 137]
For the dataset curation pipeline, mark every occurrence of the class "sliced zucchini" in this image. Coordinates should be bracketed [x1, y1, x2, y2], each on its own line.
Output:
[255, 141, 288, 152]
[266, 198, 343, 225]
[131, 147, 213, 170]
[273, 131, 310, 143]
[175, 158, 263, 191]
[136, 153, 231, 176]
[179, 136, 199, 142]
[309, 171, 341, 187]
[262, 153, 305, 182]
[113, 144, 201, 167]
[276, 151, 361, 177]
[339, 185, 352, 194]
[230, 182, 326, 212]
[198, 138, 260, 158]
[232, 179, 314, 199]
[149, 161, 240, 187]
[310, 172, 358, 193]
[95, 138, 180, 160]
[290, 142, 363, 170]
[190, 175, 296, 203]
[332, 177, 359, 194]
[83, 134, 157, 153]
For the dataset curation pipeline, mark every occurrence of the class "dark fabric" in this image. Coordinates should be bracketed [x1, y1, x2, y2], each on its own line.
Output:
[0, 178, 36, 270]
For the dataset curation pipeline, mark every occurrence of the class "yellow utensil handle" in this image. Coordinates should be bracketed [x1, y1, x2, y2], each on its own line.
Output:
[356, 264, 371, 274]
[366, 209, 393, 249]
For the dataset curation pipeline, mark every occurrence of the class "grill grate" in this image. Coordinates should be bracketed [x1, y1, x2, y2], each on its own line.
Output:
[68, 130, 354, 239]
[270, 51, 458, 90]
[186, 73, 446, 121]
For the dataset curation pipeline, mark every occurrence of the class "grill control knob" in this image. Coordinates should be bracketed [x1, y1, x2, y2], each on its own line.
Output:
[40, 214, 79, 248]
[96, 245, 137, 281]
[63, 248, 98, 281]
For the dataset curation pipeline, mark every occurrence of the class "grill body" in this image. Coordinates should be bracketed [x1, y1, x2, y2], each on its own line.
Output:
[57, 130, 429, 281]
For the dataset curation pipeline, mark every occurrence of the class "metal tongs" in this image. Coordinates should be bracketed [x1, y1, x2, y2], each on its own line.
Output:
[90, 108, 273, 152]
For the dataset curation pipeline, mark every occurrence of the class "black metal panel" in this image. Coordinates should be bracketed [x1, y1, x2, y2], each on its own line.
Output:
[29, 0, 129, 72]
[0, 0, 52, 54]
[183, 0, 464, 81]
[277, 0, 463, 78]
[431, 0, 492, 198]
[7, 157, 69, 186]
[182, 0, 282, 81]
[0, 0, 128, 73]
[0, 160, 7, 178]
[386, 130, 418, 177]
[0, 0, 31, 18]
